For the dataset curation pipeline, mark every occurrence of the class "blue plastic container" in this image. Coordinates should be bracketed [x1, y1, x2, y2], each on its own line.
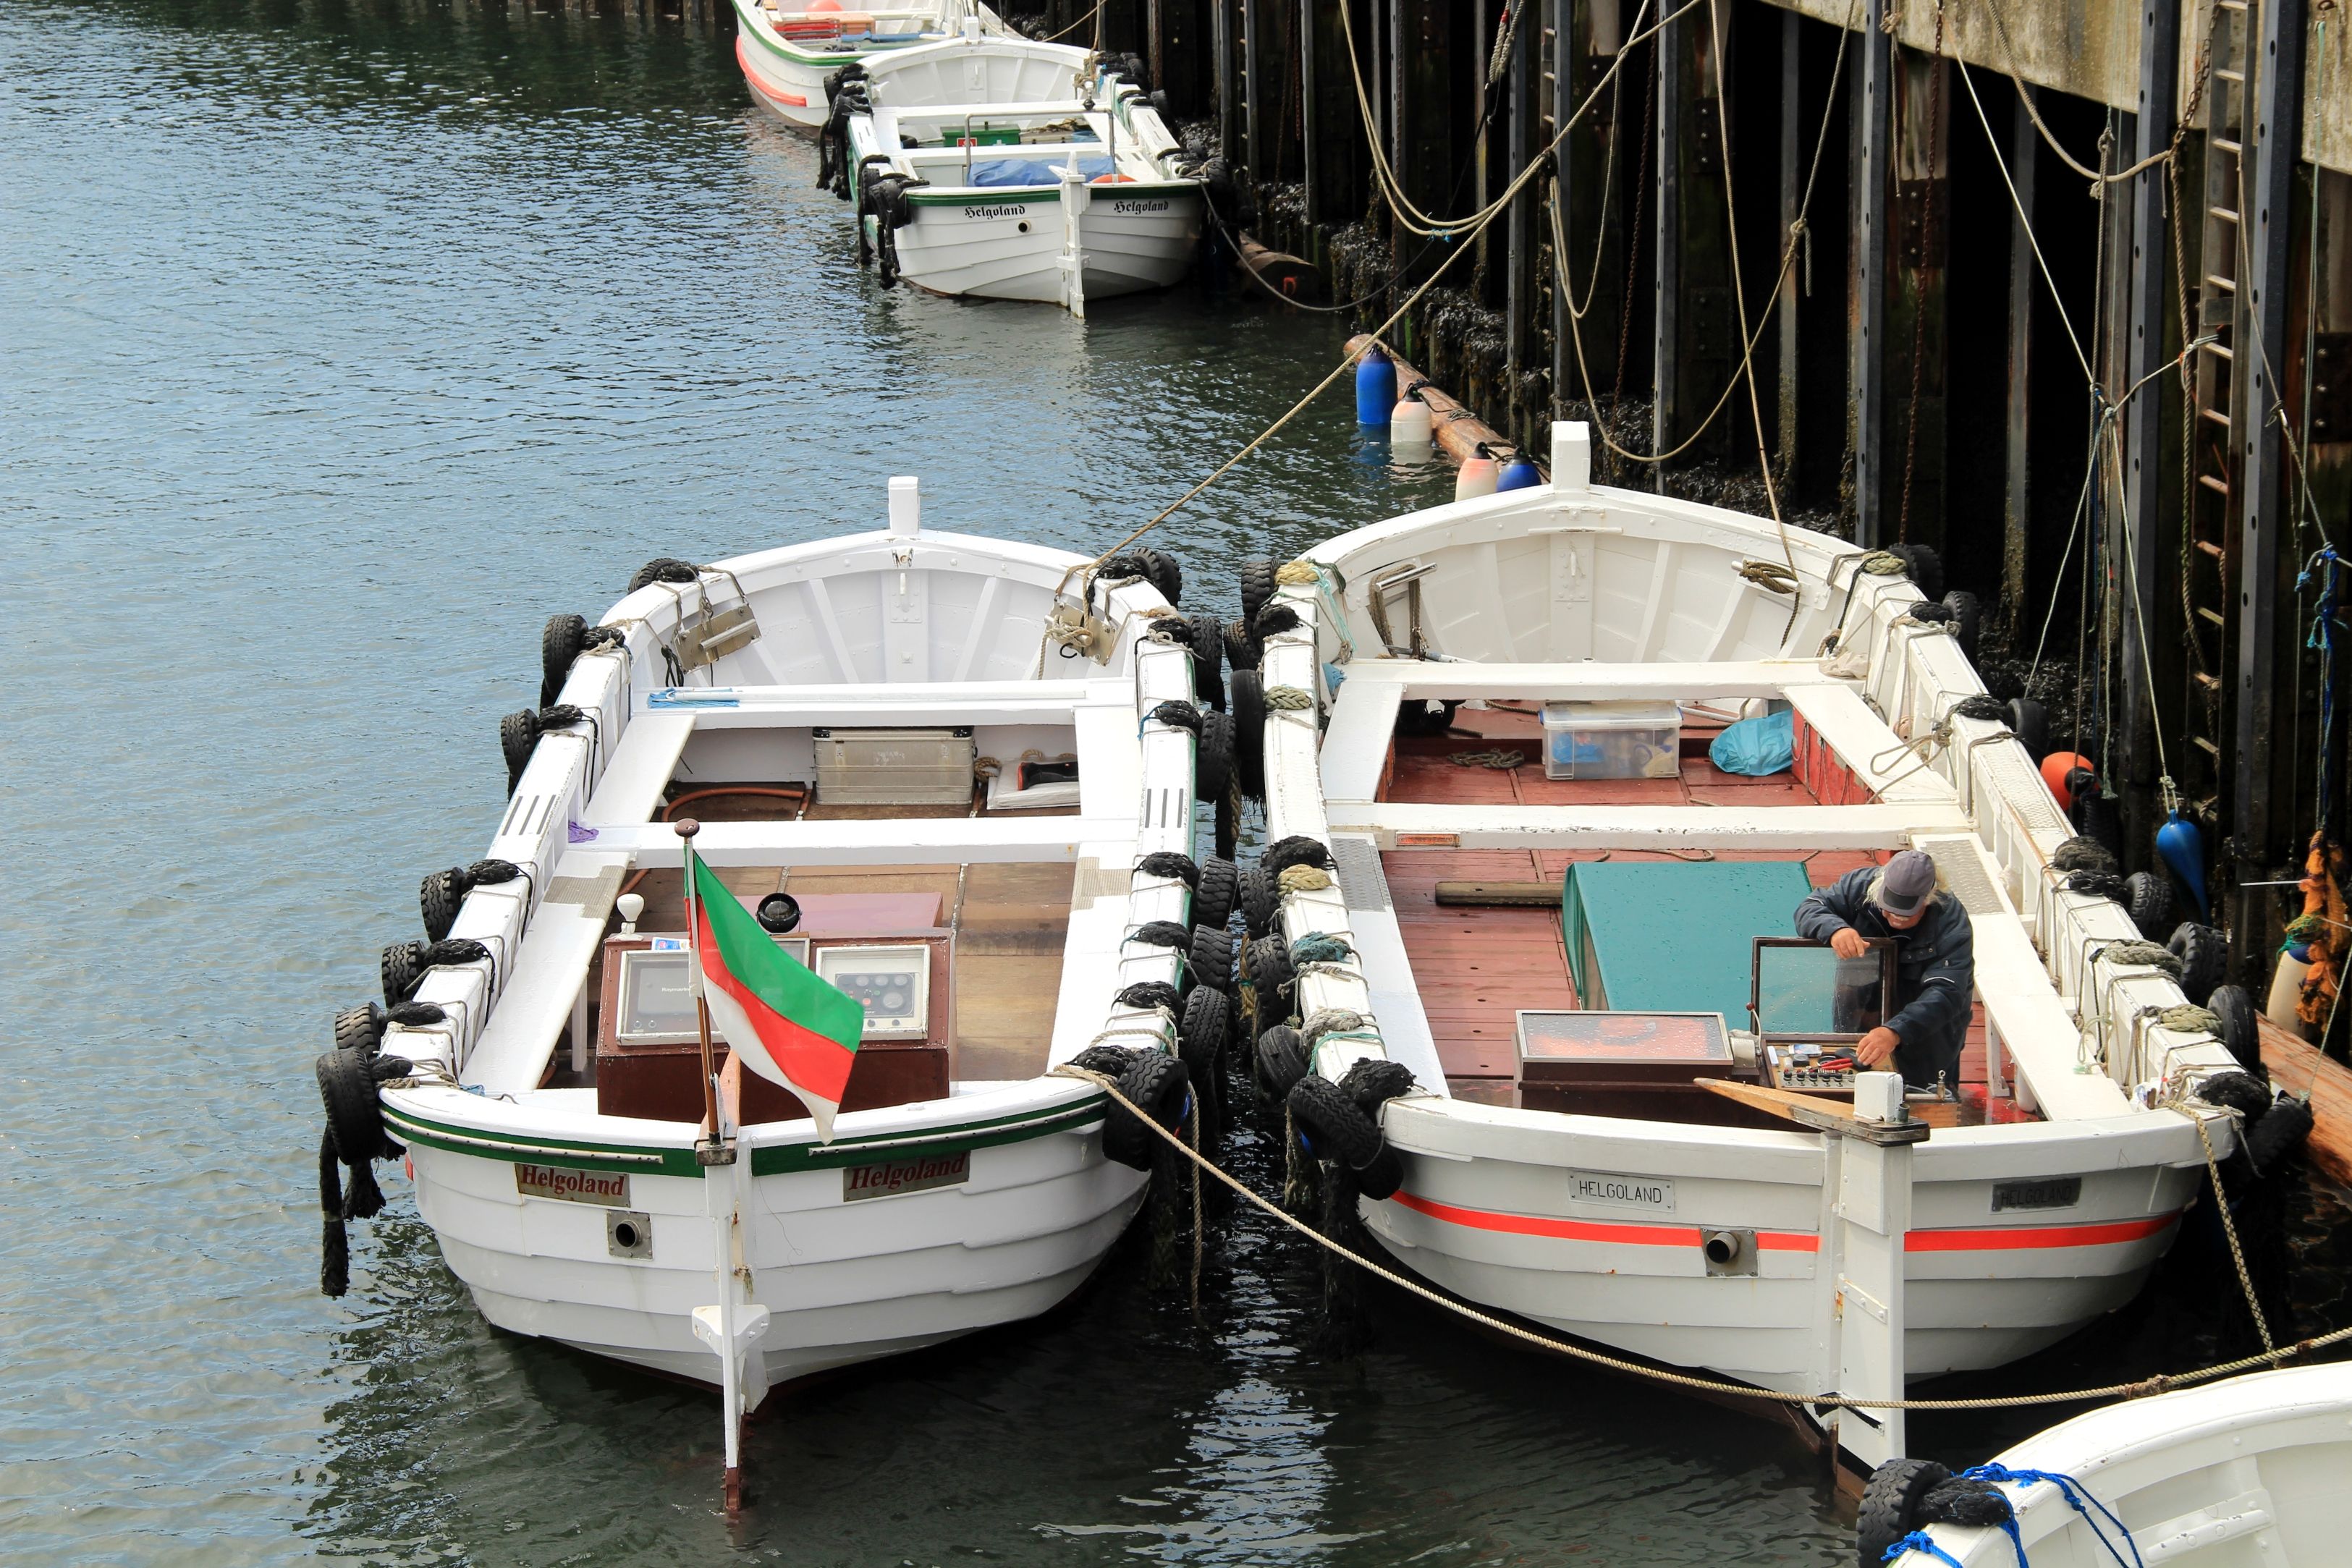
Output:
[1355, 347, 1397, 426]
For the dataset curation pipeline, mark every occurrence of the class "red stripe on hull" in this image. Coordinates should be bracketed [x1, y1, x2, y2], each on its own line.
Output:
[1392, 1191, 2181, 1255]
[735, 37, 810, 106]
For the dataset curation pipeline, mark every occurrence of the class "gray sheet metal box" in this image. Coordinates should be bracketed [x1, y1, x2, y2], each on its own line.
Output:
[813, 726, 976, 806]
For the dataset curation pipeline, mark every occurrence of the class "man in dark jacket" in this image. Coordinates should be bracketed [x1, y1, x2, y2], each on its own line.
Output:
[1792, 849, 1975, 1090]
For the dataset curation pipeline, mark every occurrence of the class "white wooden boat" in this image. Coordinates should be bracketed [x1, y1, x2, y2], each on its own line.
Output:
[1248, 421, 2264, 1467]
[730, 0, 1007, 127]
[845, 62, 1201, 312]
[1873, 1363, 2352, 1566]
[342, 480, 1211, 1423]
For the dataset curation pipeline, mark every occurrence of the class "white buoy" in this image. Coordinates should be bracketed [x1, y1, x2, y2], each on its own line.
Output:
[2269, 949, 2313, 1030]
[1389, 394, 1433, 454]
[1455, 451, 1497, 501]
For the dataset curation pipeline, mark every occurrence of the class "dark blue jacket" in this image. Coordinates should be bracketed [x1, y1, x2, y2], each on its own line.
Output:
[1793, 866, 1976, 1088]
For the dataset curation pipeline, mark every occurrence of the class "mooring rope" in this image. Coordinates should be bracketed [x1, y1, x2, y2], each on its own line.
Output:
[1050, 1067, 2352, 1410]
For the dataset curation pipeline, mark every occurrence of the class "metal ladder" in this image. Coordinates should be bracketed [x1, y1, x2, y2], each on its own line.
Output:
[2181, 0, 2256, 818]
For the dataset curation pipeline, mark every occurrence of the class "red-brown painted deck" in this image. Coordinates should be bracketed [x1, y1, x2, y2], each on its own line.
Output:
[1379, 708, 2021, 1124]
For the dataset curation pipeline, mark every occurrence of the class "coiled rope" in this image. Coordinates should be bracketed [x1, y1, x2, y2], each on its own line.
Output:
[1046, 1068, 2352, 1410]
[1264, 685, 1316, 711]
[1450, 749, 1527, 770]
[1277, 865, 1334, 895]
[1274, 562, 1319, 586]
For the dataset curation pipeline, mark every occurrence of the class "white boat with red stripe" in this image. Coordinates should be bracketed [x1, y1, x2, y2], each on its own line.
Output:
[730, 0, 1009, 127]
[1247, 420, 2269, 1470]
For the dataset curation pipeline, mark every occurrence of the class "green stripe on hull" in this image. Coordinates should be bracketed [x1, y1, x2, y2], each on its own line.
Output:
[382, 1093, 1106, 1179]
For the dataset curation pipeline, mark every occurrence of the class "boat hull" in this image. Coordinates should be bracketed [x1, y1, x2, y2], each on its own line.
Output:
[1366, 1098, 2205, 1389]
[402, 1092, 1147, 1401]
[879, 190, 1201, 302]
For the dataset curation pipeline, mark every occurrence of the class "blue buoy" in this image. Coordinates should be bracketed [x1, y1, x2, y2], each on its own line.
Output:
[1497, 451, 1543, 491]
[1355, 346, 1396, 426]
[2157, 810, 2209, 920]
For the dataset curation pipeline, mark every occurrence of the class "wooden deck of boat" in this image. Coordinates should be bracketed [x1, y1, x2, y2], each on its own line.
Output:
[566, 782, 1078, 1088]
[2259, 1015, 2352, 1186]
[1379, 708, 2026, 1127]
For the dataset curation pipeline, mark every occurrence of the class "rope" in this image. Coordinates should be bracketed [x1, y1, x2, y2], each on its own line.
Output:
[1274, 561, 1319, 585]
[1884, 1531, 1968, 1567]
[1298, 1007, 1373, 1051]
[1978, 0, 2184, 187]
[1049, 1066, 2352, 1410]
[1264, 685, 1316, 711]
[1449, 749, 1527, 769]
[1288, 933, 1356, 966]
[2178, 1093, 2280, 1359]
[1056, 0, 1686, 600]
[2299, 549, 2343, 836]
[1277, 865, 1334, 894]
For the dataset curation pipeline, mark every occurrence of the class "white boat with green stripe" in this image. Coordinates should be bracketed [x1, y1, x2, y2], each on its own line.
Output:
[731, 0, 1010, 127]
[360, 477, 1215, 1409]
[845, 59, 1202, 310]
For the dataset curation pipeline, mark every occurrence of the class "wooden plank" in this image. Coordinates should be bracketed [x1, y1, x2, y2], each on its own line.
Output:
[1700, 1078, 1932, 1143]
[2258, 1014, 2352, 1186]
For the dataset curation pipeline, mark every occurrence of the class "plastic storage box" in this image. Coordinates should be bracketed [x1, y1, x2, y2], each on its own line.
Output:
[1540, 700, 1682, 780]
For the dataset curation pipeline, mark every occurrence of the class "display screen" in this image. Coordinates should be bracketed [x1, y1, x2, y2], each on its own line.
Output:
[1518, 1010, 1732, 1064]
[618, 950, 697, 1042]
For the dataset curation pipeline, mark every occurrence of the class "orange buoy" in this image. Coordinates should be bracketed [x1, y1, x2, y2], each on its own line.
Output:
[2041, 751, 2094, 810]
[1090, 171, 1137, 183]
[807, 0, 843, 9]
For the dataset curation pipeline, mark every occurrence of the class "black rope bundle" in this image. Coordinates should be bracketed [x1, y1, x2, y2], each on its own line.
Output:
[418, 937, 491, 970]
[384, 1001, 447, 1027]
[1125, 922, 1193, 952]
[2063, 869, 2129, 900]
[2052, 836, 2119, 874]
[578, 624, 627, 652]
[536, 704, 591, 731]
[1135, 852, 1200, 887]
[1117, 980, 1183, 1013]
[463, 859, 522, 889]
[1905, 600, 1956, 624]
[1251, 603, 1303, 640]
[1262, 835, 1336, 875]
[1148, 700, 1203, 734]
[1950, 694, 2008, 722]
[1069, 1043, 1141, 1078]
[2196, 1070, 2273, 1122]
[1338, 1058, 1417, 1116]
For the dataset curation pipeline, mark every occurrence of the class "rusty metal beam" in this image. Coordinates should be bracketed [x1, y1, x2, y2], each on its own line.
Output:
[1853, 0, 1891, 544]
[2234, 0, 2309, 941]
[1653, 0, 1683, 488]
[2120, 0, 2179, 852]
[2002, 84, 2036, 624]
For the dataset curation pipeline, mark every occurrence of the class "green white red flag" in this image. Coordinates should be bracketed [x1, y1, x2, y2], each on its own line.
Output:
[685, 846, 864, 1141]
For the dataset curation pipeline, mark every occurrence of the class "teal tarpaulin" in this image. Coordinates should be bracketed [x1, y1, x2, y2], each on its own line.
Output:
[1560, 860, 1816, 1023]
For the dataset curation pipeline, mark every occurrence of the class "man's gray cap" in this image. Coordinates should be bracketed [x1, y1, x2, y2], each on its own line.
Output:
[1873, 849, 1938, 917]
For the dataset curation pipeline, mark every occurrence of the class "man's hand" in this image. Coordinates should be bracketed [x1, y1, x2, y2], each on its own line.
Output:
[1856, 1026, 1901, 1068]
[1829, 928, 1869, 960]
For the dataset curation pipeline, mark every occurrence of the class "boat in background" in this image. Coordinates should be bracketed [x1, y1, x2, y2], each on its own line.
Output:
[1237, 420, 2277, 1469]
[329, 478, 1223, 1430]
[842, 60, 1201, 312]
[731, 0, 1007, 125]
[1863, 1362, 2352, 1565]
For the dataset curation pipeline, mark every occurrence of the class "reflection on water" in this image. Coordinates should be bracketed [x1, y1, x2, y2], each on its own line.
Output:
[4, 1, 2343, 1564]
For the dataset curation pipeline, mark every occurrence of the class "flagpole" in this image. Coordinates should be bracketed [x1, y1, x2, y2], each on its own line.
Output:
[674, 819, 727, 1164]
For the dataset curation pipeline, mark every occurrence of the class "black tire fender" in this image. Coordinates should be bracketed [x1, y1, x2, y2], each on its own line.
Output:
[2169, 922, 2227, 1006]
[2005, 698, 2049, 760]
[1133, 546, 1182, 607]
[2125, 870, 2173, 938]
[1192, 855, 1239, 932]
[381, 940, 426, 1006]
[333, 1004, 386, 1057]
[1230, 669, 1266, 800]
[1195, 708, 1235, 805]
[1247, 933, 1295, 1019]
[1286, 1075, 1402, 1199]
[1222, 618, 1261, 674]
[420, 868, 465, 944]
[1103, 1051, 1190, 1171]
[1256, 1024, 1309, 1098]
[1239, 557, 1277, 625]
[1941, 590, 1982, 659]
[1180, 983, 1230, 1071]
[540, 612, 586, 709]
[1855, 1457, 1953, 1567]
[2207, 983, 2261, 1073]
[1189, 924, 1236, 993]
[499, 709, 540, 797]
[1239, 865, 1280, 938]
[1186, 611, 1226, 710]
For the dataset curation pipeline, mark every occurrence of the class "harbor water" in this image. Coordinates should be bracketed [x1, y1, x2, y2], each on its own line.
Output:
[4, 2, 2345, 1563]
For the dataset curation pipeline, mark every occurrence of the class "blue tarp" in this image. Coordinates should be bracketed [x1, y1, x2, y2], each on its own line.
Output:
[1709, 709, 1796, 776]
[964, 155, 1114, 188]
